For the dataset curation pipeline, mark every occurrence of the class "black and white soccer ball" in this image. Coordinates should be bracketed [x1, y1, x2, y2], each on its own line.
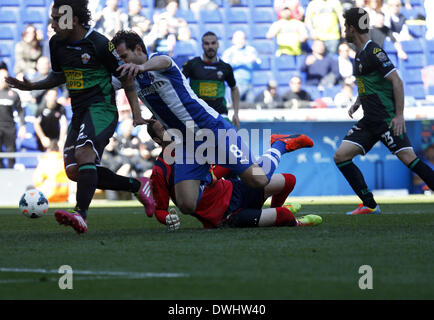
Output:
[19, 189, 49, 218]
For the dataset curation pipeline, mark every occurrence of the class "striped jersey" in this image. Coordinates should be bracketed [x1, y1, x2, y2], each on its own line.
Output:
[113, 53, 222, 133]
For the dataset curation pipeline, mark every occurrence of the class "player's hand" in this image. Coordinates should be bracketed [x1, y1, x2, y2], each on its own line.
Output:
[166, 208, 180, 231]
[5, 76, 33, 91]
[389, 115, 406, 136]
[117, 63, 144, 78]
[232, 113, 240, 130]
[348, 102, 360, 119]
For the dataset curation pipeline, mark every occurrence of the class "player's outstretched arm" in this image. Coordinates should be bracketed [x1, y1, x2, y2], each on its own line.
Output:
[386, 70, 406, 136]
[6, 71, 65, 91]
[117, 55, 172, 78]
[120, 75, 150, 127]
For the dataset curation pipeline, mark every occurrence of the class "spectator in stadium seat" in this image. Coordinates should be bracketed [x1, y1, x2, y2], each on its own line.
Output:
[282, 75, 312, 109]
[33, 89, 68, 152]
[364, 0, 384, 27]
[384, 0, 412, 42]
[370, 11, 408, 60]
[14, 25, 43, 77]
[0, 67, 25, 169]
[304, 0, 345, 55]
[337, 42, 355, 85]
[128, 0, 152, 38]
[32, 139, 69, 203]
[29, 57, 51, 107]
[145, 16, 177, 56]
[222, 31, 260, 103]
[190, 0, 219, 15]
[254, 80, 284, 109]
[95, 0, 129, 39]
[274, 0, 304, 20]
[266, 6, 309, 56]
[154, 0, 191, 42]
[300, 40, 340, 87]
[334, 83, 356, 108]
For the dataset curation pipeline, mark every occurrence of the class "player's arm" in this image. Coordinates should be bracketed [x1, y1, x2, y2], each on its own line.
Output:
[348, 96, 361, 119]
[385, 70, 406, 135]
[120, 75, 148, 127]
[226, 64, 240, 130]
[6, 71, 66, 91]
[117, 55, 172, 78]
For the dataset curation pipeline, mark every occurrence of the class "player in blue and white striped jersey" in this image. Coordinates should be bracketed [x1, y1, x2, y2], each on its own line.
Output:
[112, 30, 314, 216]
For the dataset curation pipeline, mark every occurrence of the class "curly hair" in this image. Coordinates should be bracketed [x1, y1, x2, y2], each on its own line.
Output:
[343, 7, 370, 34]
[53, 0, 92, 27]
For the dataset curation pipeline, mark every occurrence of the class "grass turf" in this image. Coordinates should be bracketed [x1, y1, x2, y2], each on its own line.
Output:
[0, 202, 433, 300]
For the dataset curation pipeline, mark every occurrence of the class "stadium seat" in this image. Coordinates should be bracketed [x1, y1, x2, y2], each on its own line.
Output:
[253, 0, 273, 6]
[402, 68, 423, 84]
[323, 86, 342, 98]
[401, 7, 426, 20]
[24, 0, 47, 7]
[251, 8, 276, 23]
[275, 55, 296, 70]
[276, 71, 298, 86]
[305, 86, 322, 100]
[21, 9, 45, 24]
[253, 85, 267, 99]
[407, 24, 426, 38]
[258, 55, 271, 70]
[251, 24, 271, 39]
[428, 86, 434, 95]
[0, 26, 15, 40]
[176, 10, 196, 23]
[230, 0, 249, 7]
[252, 39, 275, 55]
[400, 53, 426, 68]
[0, 0, 20, 6]
[426, 53, 434, 66]
[383, 39, 397, 53]
[426, 40, 434, 51]
[406, 84, 426, 100]
[252, 71, 273, 86]
[15, 152, 41, 168]
[188, 24, 201, 41]
[400, 39, 424, 53]
[0, 9, 18, 23]
[227, 8, 249, 23]
[204, 24, 224, 39]
[173, 40, 198, 57]
[0, 41, 14, 57]
[200, 10, 222, 23]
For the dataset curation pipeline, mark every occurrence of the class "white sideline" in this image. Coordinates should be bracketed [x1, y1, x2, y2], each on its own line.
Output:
[0, 267, 188, 279]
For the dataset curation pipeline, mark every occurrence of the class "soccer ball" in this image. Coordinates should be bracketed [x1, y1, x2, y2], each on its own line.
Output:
[19, 189, 49, 218]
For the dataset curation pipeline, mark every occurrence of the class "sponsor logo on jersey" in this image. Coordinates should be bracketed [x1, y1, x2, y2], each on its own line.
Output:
[108, 41, 115, 52]
[373, 47, 382, 55]
[199, 82, 218, 97]
[81, 53, 90, 64]
[64, 70, 84, 89]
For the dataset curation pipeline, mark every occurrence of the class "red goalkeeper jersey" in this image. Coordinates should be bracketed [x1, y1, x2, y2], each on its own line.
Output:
[151, 153, 233, 228]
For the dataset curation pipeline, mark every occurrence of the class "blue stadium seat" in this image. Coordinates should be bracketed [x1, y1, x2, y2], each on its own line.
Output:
[253, 0, 273, 6]
[0, 0, 20, 6]
[21, 9, 45, 24]
[400, 39, 424, 53]
[0, 9, 18, 23]
[426, 53, 434, 66]
[188, 24, 201, 41]
[18, 136, 38, 151]
[388, 53, 398, 67]
[400, 53, 425, 68]
[0, 41, 14, 57]
[406, 84, 426, 100]
[407, 24, 426, 38]
[305, 86, 322, 100]
[200, 10, 222, 23]
[253, 85, 267, 99]
[410, 0, 423, 5]
[401, 7, 426, 20]
[251, 8, 276, 23]
[252, 71, 273, 86]
[15, 152, 42, 168]
[402, 68, 423, 84]
[226, 24, 250, 40]
[231, 0, 249, 7]
[428, 86, 434, 95]
[252, 39, 275, 55]
[204, 24, 224, 39]
[323, 86, 341, 98]
[295, 54, 307, 69]
[425, 40, 434, 52]
[383, 39, 397, 53]
[0, 26, 15, 40]
[277, 71, 298, 86]
[275, 55, 296, 70]
[24, 0, 47, 7]
[227, 8, 249, 23]
[173, 40, 198, 57]
[251, 24, 271, 39]
[176, 10, 196, 23]
[258, 55, 271, 70]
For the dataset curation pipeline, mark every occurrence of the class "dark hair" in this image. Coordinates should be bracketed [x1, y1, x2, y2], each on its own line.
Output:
[202, 31, 217, 41]
[53, 0, 92, 27]
[146, 120, 158, 140]
[112, 30, 148, 56]
[343, 7, 370, 34]
[0, 61, 8, 71]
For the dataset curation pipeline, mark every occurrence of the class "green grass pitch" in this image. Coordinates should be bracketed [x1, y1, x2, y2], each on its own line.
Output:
[0, 198, 433, 300]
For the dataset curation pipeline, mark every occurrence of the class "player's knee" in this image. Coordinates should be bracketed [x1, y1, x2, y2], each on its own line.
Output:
[396, 149, 417, 166]
[245, 174, 269, 189]
[334, 151, 349, 164]
[176, 199, 197, 215]
[74, 144, 96, 165]
[65, 166, 78, 182]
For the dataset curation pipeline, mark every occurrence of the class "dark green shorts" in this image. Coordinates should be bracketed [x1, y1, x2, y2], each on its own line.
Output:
[63, 103, 118, 169]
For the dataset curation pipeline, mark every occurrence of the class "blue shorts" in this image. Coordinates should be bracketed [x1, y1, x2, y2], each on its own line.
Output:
[173, 117, 255, 185]
[224, 178, 265, 216]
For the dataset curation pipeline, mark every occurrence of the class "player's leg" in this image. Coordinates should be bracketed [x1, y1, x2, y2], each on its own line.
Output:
[4, 125, 17, 168]
[263, 173, 297, 207]
[174, 179, 202, 214]
[383, 132, 434, 191]
[334, 128, 380, 215]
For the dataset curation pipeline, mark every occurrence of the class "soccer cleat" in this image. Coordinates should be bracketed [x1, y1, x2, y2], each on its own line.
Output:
[297, 214, 322, 227]
[346, 204, 381, 215]
[270, 134, 314, 152]
[54, 210, 88, 234]
[135, 177, 156, 217]
[283, 203, 302, 215]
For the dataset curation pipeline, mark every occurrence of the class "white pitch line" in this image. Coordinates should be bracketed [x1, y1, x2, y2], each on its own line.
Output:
[0, 267, 188, 278]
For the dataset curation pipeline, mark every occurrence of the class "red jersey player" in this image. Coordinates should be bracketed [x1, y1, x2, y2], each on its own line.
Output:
[148, 120, 322, 230]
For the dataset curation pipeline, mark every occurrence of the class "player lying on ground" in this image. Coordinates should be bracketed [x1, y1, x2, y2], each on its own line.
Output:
[147, 120, 322, 230]
[111, 30, 314, 217]
[6, 0, 156, 234]
[334, 8, 434, 215]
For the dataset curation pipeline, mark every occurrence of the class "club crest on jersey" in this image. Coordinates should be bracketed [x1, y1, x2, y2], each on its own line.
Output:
[216, 71, 224, 80]
[358, 63, 363, 73]
[81, 53, 90, 64]
[376, 51, 387, 62]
